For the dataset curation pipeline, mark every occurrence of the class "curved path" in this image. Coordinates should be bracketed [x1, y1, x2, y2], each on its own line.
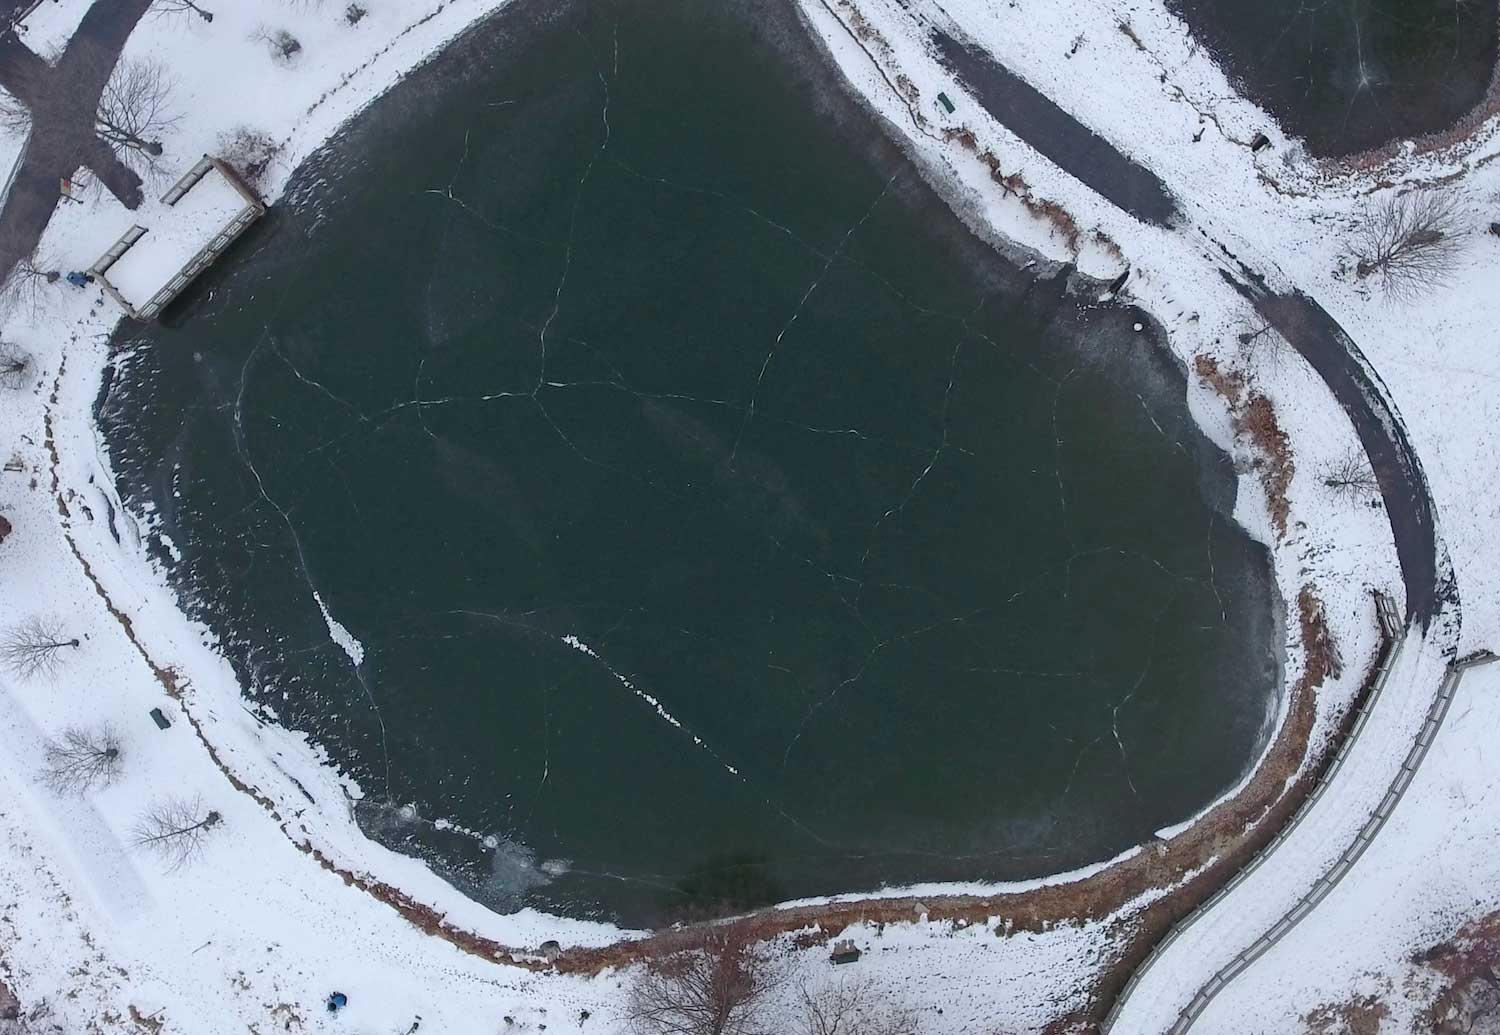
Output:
[1105, 614, 1492, 1033]
[1227, 277, 1448, 627]
[911, 3, 1463, 1028]
[924, 12, 1449, 629]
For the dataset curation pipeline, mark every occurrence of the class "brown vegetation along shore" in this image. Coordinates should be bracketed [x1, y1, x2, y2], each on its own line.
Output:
[1194, 354, 1295, 537]
[49, 322, 1382, 1032]
[548, 585, 1373, 1035]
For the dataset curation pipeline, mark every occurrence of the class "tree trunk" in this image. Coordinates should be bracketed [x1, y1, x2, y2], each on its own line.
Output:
[80, 133, 143, 208]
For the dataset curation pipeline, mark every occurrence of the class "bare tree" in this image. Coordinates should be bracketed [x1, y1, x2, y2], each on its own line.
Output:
[41, 725, 124, 794]
[1349, 191, 1468, 301]
[626, 928, 779, 1035]
[797, 979, 921, 1035]
[251, 26, 304, 64]
[0, 88, 30, 136]
[132, 796, 223, 870]
[152, 0, 215, 22]
[216, 124, 281, 188]
[0, 995, 69, 1035]
[1235, 314, 1292, 371]
[95, 58, 179, 172]
[0, 342, 33, 391]
[1321, 445, 1380, 502]
[0, 253, 61, 320]
[0, 617, 80, 681]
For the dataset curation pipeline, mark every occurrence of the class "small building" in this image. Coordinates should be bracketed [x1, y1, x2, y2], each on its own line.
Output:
[936, 91, 956, 115]
[829, 939, 862, 965]
[90, 156, 266, 321]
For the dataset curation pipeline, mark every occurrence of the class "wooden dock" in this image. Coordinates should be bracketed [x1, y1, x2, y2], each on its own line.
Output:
[90, 156, 267, 322]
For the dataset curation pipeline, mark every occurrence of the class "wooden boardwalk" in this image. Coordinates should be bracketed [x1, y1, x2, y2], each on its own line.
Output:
[90, 155, 266, 321]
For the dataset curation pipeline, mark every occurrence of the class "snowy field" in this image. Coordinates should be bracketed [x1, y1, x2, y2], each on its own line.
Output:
[0, 0, 1497, 1030]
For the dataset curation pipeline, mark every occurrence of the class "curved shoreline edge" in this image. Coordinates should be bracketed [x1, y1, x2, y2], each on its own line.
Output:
[62, 0, 1366, 954]
[13, 0, 1491, 1026]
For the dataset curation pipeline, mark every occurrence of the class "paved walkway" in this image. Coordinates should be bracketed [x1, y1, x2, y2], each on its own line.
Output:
[1105, 621, 1468, 1033]
[0, 0, 155, 285]
[919, 0, 1447, 628]
[928, 25, 1179, 227]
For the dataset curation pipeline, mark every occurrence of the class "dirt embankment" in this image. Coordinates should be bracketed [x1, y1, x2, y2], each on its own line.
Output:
[551, 585, 1366, 1018]
[1194, 354, 1294, 537]
[50, 337, 1368, 1020]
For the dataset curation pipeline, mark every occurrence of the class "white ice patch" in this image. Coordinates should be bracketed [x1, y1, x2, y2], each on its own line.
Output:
[155, 532, 182, 563]
[313, 590, 366, 667]
[561, 633, 741, 776]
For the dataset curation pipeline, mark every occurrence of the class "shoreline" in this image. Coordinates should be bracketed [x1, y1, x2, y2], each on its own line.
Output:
[75, 0, 1330, 940]
[5, 0, 1487, 1026]
[97, 0, 1290, 931]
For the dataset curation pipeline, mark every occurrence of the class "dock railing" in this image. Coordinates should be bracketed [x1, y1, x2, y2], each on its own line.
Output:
[89, 155, 267, 322]
[1101, 591, 1404, 1033]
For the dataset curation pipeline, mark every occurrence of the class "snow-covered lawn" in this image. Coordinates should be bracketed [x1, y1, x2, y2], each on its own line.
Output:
[1193, 661, 1500, 1033]
[1, 0, 1496, 1029]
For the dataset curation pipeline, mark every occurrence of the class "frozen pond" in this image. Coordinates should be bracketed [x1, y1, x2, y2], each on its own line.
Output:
[101, 0, 1280, 926]
[1170, 0, 1497, 155]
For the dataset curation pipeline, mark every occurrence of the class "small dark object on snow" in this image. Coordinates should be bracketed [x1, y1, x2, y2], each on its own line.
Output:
[936, 91, 955, 114]
[1489, 221, 1500, 237]
[1107, 268, 1130, 296]
[65, 271, 93, 288]
[830, 939, 862, 964]
[326, 991, 348, 1012]
[1250, 132, 1271, 152]
[148, 707, 171, 730]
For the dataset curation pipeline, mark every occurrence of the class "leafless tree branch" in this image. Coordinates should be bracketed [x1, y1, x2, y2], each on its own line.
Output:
[216, 124, 281, 188]
[796, 978, 922, 1035]
[626, 928, 779, 1035]
[131, 796, 223, 870]
[0, 88, 30, 136]
[1321, 445, 1380, 502]
[0, 341, 34, 391]
[41, 725, 124, 794]
[0, 252, 62, 321]
[0, 616, 80, 681]
[1235, 314, 1292, 371]
[251, 26, 304, 64]
[95, 58, 180, 173]
[152, 0, 215, 22]
[1349, 190, 1469, 302]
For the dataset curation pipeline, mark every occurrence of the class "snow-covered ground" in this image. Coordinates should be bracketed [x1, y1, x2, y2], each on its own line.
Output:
[1194, 661, 1500, 1033]
[1, 0, 1496, 1030]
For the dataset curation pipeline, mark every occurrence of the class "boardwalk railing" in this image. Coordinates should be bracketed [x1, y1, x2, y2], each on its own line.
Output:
[1108, 601, 1495, 1033]
[1101, 592, 1405, 1033]
[89, 155, 266, 322]
[3, 1, 47, 33]
[91, 225, 148, 277]
[136, 204, 260, 319]
[159, 156, 216, 207]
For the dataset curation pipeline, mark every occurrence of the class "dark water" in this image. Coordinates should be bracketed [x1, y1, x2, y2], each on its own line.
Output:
[100, 0, 1279, 926]
[1170, 0, 1497, 155]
